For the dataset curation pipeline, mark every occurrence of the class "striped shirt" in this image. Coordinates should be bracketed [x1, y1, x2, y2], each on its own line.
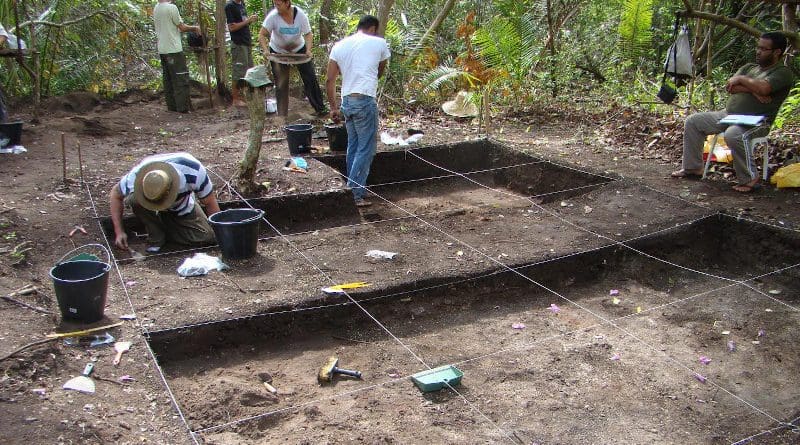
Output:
[119, 153, 213, 216]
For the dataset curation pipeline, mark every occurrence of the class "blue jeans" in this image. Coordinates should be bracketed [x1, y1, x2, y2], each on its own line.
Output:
[342, 95, 378, 200]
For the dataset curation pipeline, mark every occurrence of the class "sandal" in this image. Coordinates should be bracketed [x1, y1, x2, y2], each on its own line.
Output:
[670, 169, 703, 179]
[732, 180, 762, 193]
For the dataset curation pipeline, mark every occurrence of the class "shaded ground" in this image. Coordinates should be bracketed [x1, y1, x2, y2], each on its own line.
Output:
[0, 89, 799, 445]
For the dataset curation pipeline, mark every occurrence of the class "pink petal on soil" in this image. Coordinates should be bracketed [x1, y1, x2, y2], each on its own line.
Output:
[610, 353, 620, 361]
[694, 373, 707, 383]
[699, 356, 711, 365]
[757, 328, 765, 338]
[512, 323, 526, 330]
[118, 375, 135, 383]
[609, 289, 620, 296]
[548, 304, 560, 313]
[727, 340, 736, 352]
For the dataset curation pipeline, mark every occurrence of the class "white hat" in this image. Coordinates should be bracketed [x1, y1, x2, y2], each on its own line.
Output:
[442, 91, 479, 117]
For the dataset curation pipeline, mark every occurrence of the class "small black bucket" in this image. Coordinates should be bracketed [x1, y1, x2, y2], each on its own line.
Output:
[0, 121, 23, 146]
[49, 244, 111, 323]
[324, 124, 348, 151]
[284, 124, 313, 155]
[209, 208, 264, 260]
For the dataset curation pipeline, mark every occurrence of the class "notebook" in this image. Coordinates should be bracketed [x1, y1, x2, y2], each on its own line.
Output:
[718, 114, 765, 126]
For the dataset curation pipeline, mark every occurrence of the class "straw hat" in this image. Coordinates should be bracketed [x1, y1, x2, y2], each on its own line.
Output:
[133, 161, 180, 212]
[243, 65, 272, 88]
[442, 91, 478, 117]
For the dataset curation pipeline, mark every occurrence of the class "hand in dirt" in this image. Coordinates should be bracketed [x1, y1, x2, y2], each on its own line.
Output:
[115, 232, 129, 250]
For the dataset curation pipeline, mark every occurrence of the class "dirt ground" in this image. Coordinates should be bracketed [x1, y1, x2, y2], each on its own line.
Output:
[1, 88, 799, 445]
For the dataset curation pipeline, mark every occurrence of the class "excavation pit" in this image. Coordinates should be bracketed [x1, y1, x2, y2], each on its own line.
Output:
[101, 140, 613, 251]
[145, 214, 800, 443]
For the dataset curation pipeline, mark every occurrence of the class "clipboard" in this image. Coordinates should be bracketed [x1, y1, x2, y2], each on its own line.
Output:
[718, 114, 765, 126]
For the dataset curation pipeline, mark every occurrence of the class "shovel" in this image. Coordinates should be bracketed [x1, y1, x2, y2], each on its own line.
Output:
[112, 341, 131, 366]
[63, 363, 96, 394]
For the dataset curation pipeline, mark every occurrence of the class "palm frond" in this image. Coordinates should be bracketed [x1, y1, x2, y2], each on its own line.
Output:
[618, 0, 653, 60]
[420, 66, 479, 93]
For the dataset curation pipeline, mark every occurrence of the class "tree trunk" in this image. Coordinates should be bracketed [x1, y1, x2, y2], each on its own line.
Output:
[319, 0, 333, 44]
[410, 0, 457, 59]
[215, 0, 230, 99]
[377, 0, 395, 38]
[237, 85, 266, 194]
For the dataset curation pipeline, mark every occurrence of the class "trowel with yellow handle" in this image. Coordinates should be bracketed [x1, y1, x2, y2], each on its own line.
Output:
[321, 282, 371, 295]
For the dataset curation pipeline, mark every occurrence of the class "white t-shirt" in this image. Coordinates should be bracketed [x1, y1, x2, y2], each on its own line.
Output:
[329, 31, 390, 98]
[261, 6, 310, 54]
[153, 2, 184, 54]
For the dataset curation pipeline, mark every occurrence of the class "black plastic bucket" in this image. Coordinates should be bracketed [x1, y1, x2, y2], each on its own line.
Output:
[49, 244, 111, 323]
[0, 121, 23, 146]
[284, 124, 313, 155]
[324, 124, 347, 151]
[209, 208, 264, 260]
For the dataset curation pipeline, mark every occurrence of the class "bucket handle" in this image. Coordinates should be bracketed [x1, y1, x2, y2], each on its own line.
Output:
[56, 243, 111, 266]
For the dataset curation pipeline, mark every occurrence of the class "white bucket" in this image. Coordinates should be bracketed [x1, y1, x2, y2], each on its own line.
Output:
[265, 98, 277, 113]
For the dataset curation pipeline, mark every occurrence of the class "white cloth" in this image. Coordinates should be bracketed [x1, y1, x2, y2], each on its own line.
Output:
[261, 6, 310, 54]
[329, 31, 390, 98]
[0, 24, 25, 50]
[153, 2, 184, 54]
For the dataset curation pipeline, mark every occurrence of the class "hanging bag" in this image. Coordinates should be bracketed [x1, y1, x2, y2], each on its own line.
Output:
[657, 17, 692, 104]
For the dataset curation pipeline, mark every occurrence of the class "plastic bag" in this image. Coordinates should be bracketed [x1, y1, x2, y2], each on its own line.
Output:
[664, 26, 693, 78]
[770, 163, 800, 188]
[177, 253, 229, 277]
[703, 134, 732, 163]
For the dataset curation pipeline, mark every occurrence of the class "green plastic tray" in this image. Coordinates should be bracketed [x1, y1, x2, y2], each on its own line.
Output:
[410, 365, 463, 392]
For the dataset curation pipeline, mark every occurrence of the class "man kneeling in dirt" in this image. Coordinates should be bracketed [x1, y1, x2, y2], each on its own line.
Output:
[109, 153, 221, 253]
[671, 32, 795, 193]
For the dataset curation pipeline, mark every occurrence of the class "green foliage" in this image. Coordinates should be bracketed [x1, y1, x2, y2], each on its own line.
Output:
[618, 0, 653, 61]
[774, 81, 800, 129]
[473, 15, 538, 83]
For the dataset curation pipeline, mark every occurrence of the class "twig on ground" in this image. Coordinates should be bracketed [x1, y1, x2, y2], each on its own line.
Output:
[0, 285, 51, 314]
[0, 337, 57, 362]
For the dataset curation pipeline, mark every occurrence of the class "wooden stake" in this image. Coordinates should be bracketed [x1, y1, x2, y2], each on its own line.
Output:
[76, 139, 84, 183]
[60, 132, 67, 182]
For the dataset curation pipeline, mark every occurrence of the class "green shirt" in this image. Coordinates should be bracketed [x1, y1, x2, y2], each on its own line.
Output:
[726, 62, 796, 120]
[154, 2, 183, 54]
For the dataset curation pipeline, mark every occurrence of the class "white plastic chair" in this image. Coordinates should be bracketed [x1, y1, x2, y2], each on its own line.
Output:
[702, 125, 771, 181]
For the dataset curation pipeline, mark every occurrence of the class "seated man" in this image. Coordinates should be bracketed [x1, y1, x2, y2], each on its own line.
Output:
[671, 31, 795, 192]
[109, 152, 221, 253]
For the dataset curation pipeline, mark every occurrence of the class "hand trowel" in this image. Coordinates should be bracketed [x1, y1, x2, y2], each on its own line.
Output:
[63, 363, 96, 394]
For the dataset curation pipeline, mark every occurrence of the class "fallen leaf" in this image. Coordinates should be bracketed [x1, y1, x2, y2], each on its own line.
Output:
[611, 297, 621, 305]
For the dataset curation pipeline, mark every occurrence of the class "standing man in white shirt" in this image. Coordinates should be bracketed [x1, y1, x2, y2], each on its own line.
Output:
[153, 0, 200, 113]
[325, 15, 390, 207]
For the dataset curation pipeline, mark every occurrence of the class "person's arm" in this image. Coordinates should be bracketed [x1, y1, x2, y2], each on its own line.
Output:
[726, 75, 773, 97]
[377, 60, 387, 79]
[258, 26, 271, 56]
[108, 185, 129, 250]
[177, 22, 200, 33]
[326, 59, 341, 122]
[227, 9, 257, 32]
[198, 192, 221, 216]
[303, 32, 313, 56]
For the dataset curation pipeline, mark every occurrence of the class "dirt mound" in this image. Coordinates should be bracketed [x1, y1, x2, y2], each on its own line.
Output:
[43, 92, 103, 114]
